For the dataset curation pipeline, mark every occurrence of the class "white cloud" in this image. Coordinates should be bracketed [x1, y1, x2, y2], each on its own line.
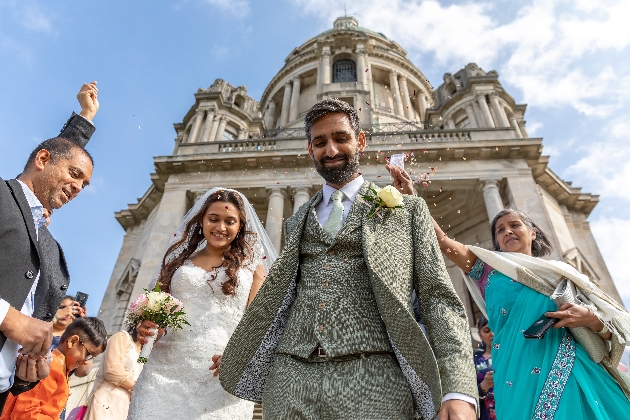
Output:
[566, 119, 630, 201]
[293, 0, 630, 116]
[591, 216, 630, 308]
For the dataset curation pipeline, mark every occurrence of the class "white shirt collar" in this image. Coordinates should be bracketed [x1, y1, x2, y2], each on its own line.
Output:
[17, 179, 45, 230]
[322, 175, 365, 205]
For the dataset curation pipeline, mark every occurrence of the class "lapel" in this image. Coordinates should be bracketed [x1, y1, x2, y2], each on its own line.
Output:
[362, 182, 414, 305]
[6, 179, 39, 252]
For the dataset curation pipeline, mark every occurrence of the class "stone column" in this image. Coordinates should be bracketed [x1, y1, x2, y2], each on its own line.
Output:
[215, 118, 228, 141]
[200, 111, 216, 142]
[264, 100, 277, 130]
[265, 188, 287, 252]
[289, 78, 301, 122]
[181, 131, 189, 144]
[357, 50, 366, 87]
[446, 118, 456, 129]
[518, 121, 529, 138]
[279, 82, 292, 127]
[292, 186, 311, 214]
[476, 94, 495, 128]
[389, 70, 404, 117]
[506, 174, 562, 260]
[237, 127, 247, 139]
[418, 94, 427, 122]
[479, 179, 504, 221]
[188, 109, 205, 143]
[208, 115, 221, 142]
[399, 75, 414, 120]
[322, 48, 331, 84]
[510, 117, 523, 138]
[464, 104, 478, 128]
[129, 187, 189, 299]
[489, 93, 509, 127]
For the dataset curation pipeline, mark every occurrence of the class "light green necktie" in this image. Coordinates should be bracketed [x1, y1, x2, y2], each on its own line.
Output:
[323, 190, 344, 236]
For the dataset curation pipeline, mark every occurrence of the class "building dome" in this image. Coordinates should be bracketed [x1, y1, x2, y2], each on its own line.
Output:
[259, 16, 434, 132]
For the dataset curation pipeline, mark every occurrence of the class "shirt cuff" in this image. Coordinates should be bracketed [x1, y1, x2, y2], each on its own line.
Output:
[77, 113, 94, 126]
[0, 299, 11, 325]
[442, 392, 477, 409]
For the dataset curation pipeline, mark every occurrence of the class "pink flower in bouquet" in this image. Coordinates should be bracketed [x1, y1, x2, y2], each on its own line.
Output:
[166, 296, 184, 313]
[129, 294, 148, 315]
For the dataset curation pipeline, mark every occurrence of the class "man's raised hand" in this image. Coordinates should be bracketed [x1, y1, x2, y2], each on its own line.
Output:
[78, 81, 99, 121]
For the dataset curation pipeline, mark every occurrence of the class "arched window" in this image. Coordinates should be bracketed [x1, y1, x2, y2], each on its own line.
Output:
[332, 59, 357, 83]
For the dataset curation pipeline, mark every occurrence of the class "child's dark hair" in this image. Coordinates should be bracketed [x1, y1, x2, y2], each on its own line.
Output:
[475, 315, 489, 351]
[61, 317, 107, 352]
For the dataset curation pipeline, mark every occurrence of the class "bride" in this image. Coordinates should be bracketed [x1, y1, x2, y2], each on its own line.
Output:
[127, 188, 277, 420]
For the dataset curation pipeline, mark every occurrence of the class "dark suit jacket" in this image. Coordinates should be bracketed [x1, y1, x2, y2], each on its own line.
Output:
[0, 113, 94, 350]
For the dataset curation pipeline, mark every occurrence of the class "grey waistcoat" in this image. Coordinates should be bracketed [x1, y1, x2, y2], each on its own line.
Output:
[276, 199, 392, 358]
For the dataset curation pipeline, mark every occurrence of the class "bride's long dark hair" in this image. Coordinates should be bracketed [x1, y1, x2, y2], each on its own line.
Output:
[157, 190, 255, 296]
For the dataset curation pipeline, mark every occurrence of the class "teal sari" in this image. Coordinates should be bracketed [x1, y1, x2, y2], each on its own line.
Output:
[470, 259, 630, 419]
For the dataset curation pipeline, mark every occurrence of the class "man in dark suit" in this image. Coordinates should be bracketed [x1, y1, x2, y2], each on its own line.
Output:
[0, 82, 98, 406]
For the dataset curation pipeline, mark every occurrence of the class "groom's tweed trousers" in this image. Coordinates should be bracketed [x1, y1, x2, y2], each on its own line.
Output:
[263, 353, 414, 419]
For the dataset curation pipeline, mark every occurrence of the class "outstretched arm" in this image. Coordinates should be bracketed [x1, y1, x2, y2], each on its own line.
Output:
[58, 82, 98, 148]
[432, 219, 478, 274]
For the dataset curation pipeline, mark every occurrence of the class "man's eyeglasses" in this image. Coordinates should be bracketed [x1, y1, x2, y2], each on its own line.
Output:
[78, 340, 95, 361]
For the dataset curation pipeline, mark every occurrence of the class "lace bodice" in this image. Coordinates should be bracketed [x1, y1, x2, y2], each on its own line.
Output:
[128, 261, 256, 419]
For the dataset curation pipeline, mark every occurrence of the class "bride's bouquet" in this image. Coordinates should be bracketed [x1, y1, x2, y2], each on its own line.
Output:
[125, 284, 189, 363]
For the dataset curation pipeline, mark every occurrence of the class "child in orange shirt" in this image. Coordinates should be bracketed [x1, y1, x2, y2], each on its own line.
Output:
[1, 317, 107, 420]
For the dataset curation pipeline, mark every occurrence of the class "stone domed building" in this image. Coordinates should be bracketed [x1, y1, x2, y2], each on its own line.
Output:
[98, 14, 621, 358]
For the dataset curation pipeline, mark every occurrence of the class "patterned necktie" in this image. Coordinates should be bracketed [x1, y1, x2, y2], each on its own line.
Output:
[323, 190, 344, 236]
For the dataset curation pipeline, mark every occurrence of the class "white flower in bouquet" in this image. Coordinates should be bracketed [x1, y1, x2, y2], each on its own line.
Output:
[126, 284, 189, 363]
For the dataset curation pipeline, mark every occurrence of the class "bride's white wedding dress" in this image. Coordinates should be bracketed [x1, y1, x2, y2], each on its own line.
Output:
[127, 259, 255, 420]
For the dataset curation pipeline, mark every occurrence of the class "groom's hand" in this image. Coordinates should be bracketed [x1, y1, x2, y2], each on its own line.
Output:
[438, 399, 476, 420]
[136, 320, 165, 345]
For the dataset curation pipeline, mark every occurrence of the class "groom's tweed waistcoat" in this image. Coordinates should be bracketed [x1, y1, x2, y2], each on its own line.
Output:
[275, 199, 392, 358]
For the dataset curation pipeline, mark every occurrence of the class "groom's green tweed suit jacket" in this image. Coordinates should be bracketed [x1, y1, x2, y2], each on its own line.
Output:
[220, 182, 478, 419]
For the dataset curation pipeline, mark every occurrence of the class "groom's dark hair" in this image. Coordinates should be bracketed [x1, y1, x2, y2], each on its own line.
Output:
[304, 98, 361, 142]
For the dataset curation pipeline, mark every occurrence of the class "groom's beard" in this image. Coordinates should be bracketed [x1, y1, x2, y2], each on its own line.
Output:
[313, 150, 361, 185]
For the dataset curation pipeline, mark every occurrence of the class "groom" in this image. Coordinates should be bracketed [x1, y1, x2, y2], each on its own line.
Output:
[220, 99, 477, 419]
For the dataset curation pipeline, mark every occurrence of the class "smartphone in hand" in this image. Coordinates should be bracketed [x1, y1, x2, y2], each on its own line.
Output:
[523, 313, 559, 339]
[74, 292, 89, 308]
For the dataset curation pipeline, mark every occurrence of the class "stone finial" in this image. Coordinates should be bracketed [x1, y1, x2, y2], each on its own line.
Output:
[333, 16, 359, 30]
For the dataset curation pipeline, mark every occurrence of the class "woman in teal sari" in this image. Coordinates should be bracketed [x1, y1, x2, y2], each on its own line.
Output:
[434, 208, 630, 419]
[388, 162, 630, 419]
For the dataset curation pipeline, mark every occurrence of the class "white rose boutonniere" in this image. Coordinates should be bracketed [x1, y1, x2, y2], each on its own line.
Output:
[361, 185, 404, 218]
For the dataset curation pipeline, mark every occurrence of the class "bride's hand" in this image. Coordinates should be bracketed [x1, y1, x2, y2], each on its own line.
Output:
[209, 354, 222, 377]
[136, 320, 165, 344]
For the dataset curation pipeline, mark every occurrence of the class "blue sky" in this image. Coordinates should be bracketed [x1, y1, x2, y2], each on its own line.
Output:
[1, 0, 629, 313]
